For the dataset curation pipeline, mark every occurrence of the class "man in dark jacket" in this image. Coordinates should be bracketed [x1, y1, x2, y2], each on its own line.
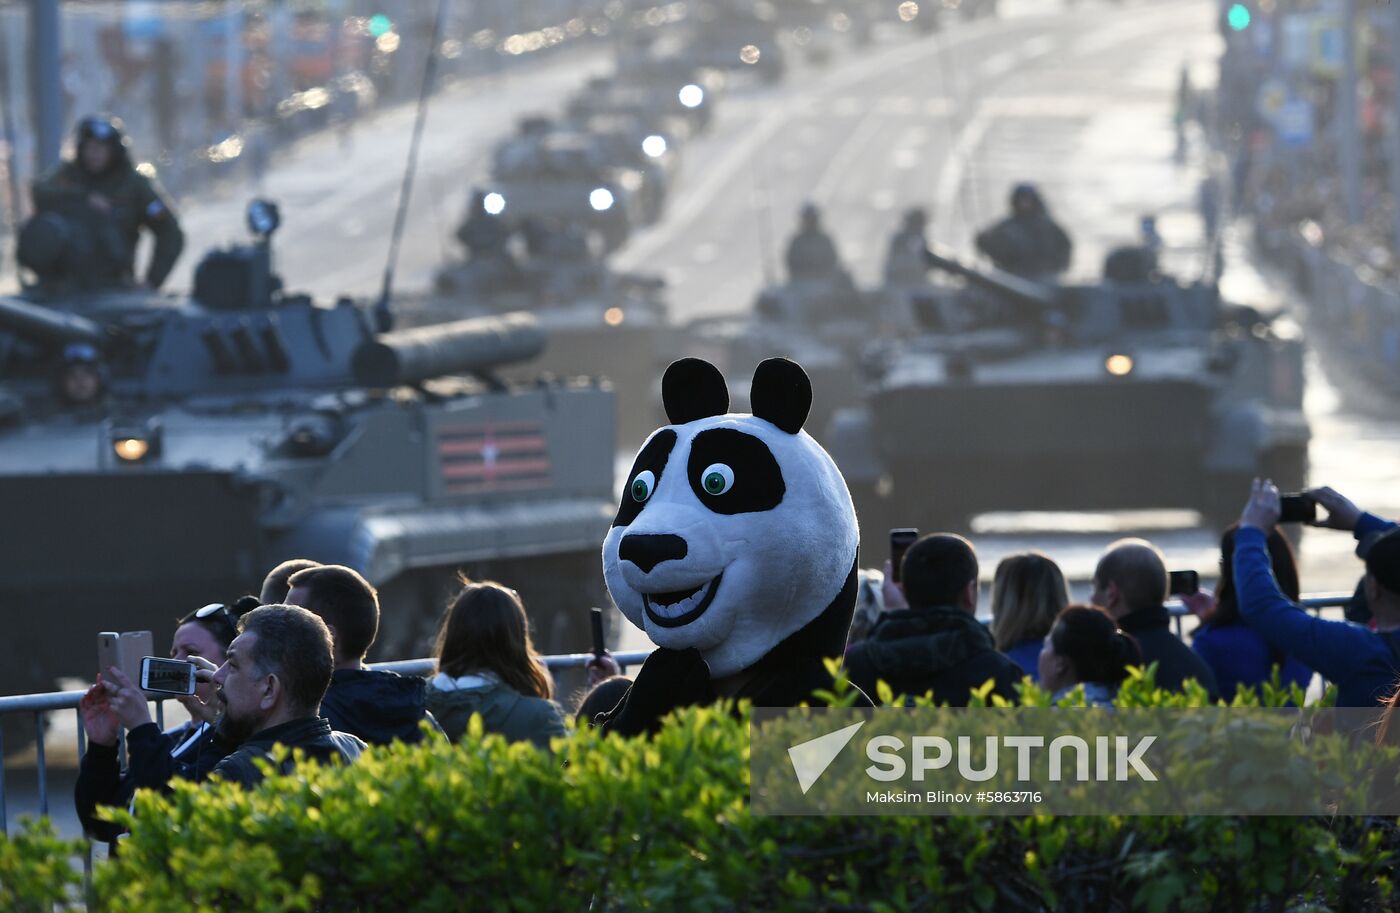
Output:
[846, 534, 1023, 705]
[785, 203, 844, 282]
[285, 564, 445, 744]
[974, 183, 1071, 278]
[24, 114, 184, 290]
[206, 605, 364, 789]
[1091, 539, 1219, 700]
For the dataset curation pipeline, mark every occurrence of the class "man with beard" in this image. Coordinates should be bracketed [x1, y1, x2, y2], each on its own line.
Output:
[204, 605, 364, 788]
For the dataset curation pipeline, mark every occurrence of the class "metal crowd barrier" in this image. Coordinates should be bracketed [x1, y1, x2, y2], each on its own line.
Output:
[0, 595, 1358, 836]
[0, 649, 651, 835]
[1268, 229, 1400, 395]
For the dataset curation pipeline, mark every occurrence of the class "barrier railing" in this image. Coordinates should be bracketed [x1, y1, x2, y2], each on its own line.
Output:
[0, 597, 1357, 835]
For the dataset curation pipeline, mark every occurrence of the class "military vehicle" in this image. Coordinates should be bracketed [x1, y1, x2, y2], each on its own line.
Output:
[679, 3, 786, 83]
[512, 115, 673, 225]
[685, 274, 871, 444]
[483, 125, 647, 252]
[567, 74, 713, 139]
[415, 244, 675, 447]
[0, 201, 617, 699]
[827, 250, 1309, 540]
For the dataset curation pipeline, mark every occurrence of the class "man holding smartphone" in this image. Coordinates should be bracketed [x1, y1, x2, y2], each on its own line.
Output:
[1237, 481, 1400, 708]
[75, 602, 242, 842]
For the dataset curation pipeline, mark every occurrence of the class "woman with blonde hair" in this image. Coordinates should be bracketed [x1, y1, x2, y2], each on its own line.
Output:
[990, 552, 1069, 682]
[426, 579, 566, 748]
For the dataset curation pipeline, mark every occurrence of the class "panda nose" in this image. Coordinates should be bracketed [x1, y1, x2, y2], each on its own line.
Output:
[619, 534, 688, 573]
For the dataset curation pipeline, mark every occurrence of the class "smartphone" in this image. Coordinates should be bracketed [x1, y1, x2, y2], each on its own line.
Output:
[890, 528, 919, 584]
[96, 631, 154, 686]
[1168, 570, 1200, 596]
[590, 606, 607, 657]
[140, 657, 197, 696]
[1279, 493, 1317, 524]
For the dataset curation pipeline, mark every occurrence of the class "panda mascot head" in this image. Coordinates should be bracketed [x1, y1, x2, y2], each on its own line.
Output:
[596, 357, 862, 734]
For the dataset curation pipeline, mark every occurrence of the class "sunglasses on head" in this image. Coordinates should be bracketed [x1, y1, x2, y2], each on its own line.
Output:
[183, 600, 255, 637]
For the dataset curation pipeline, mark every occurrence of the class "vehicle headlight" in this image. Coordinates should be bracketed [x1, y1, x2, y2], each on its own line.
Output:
[113, 437, 150, 462]
[111, 420, 163, 463]
[1105, 353, 1135, 377]
[483, 192, 506, 215]
[589, 187, 615, 211]
[642, 134, 668, 158]
[678, 83, 704, 108]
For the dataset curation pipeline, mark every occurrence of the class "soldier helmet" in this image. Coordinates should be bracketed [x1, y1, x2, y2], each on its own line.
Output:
[73, 114, 131, 171]
[75, 114, 129, 150]
[1009, 183, 1045, 214]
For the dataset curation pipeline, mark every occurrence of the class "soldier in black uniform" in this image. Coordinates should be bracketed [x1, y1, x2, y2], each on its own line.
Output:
[456, 191, 513, 262]
[21, 115, 184, 291]
[784, 203, 844, 282]
[883, 207, 937, 285]
[974, 183, 1071, 279]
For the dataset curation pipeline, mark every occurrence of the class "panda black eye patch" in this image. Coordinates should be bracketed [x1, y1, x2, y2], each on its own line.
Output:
[687, 429, 785, 514]
[613, 430, 677, 527]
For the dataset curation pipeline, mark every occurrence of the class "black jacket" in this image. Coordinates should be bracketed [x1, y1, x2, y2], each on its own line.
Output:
[1117, 605, 1220, 701]
[845, 605, 1024, 706]
[321, 668, 446, 745]
[601, 559, 869, 737]
[209, 717, 365, 789]
[974, 213, 1072, 277]
[74, 720, 218, 842]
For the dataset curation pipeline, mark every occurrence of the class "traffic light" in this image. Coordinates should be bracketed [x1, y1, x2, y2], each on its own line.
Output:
[1227, 3, 1251, 31]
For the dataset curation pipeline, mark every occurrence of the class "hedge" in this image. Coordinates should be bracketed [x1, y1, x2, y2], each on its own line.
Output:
[1, 668, 1397, 911]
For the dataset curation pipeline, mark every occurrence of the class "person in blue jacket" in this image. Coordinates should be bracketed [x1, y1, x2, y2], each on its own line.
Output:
[1236, 481, 1400, 708]
[1186, 525, 1314, 701]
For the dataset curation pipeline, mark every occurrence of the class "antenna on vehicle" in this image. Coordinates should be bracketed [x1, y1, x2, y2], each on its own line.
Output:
[376, 0, 449, 333]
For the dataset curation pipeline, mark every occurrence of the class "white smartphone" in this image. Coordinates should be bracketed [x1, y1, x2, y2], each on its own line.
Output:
[139, 657, 197, 696]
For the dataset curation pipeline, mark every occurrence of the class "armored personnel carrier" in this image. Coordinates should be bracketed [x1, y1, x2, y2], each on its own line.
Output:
[0, 201, 617, 698]
[685, 274, 871, 444]
[483, 127, 645, 252]
[567, 74, 713, 139]
[414, 244, 675, 447]
[827, 251, 1309, 539]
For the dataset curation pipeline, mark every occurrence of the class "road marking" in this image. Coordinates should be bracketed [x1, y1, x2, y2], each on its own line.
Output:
[613, 14, 1042, 271]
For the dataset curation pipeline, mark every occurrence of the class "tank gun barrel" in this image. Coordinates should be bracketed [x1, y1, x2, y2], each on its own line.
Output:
[0, 295, 105, 349]
[925, 244, 1058, 308]
[352, 312, 546, 387]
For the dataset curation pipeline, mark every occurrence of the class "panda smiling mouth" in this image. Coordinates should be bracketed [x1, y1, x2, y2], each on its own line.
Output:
[642, 571, 724, 629]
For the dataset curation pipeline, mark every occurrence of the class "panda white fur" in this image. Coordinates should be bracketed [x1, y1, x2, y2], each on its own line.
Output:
[597, 357, 864, 734]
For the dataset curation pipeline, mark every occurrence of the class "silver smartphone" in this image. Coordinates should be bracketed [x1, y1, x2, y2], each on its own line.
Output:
[96, 631, 155, 686]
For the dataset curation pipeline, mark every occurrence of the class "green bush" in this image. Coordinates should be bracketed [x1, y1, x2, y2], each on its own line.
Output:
[0, 817, 85, 913]
[2, 670, 1396, 911]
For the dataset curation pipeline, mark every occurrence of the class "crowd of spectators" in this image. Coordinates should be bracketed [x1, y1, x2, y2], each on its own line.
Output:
[1213, 1, 1400, 278]
[73, 480, 1400, 842]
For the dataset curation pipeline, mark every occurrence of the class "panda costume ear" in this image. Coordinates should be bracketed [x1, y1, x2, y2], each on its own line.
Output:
[663, 358, 730, 425]
[750, 357, 811, 434]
